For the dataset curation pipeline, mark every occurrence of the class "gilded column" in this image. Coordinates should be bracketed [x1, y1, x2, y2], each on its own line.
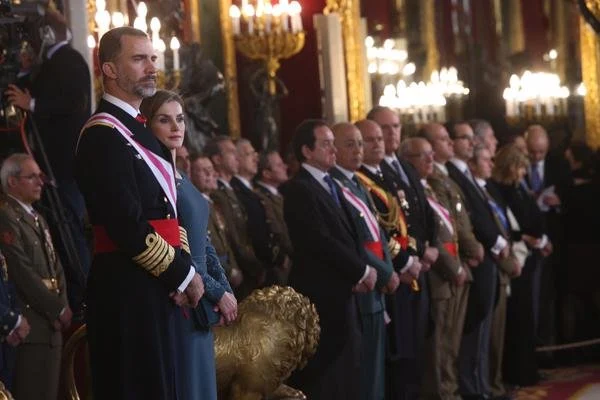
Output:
[507, 0, 525, 55]
[325, 0, 367, 121]
[219, 0, 241, 138]
[420, 0, 438, 80]
[552, 0, 567, 81]
[580, 0, 600, 148]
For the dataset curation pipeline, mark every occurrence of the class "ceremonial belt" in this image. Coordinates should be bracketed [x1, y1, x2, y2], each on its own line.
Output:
[443, 242, 458, 258]
[93, 219, 181, 254]
[364, 241, 384, 260]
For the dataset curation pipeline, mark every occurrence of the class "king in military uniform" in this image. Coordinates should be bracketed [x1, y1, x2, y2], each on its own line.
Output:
[74, 27, 204, 399]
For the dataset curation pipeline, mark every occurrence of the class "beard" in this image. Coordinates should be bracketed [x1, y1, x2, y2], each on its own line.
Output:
[117, 75, 157, 98]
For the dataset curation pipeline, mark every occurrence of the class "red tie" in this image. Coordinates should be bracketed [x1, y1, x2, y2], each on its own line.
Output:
[135, 113, 147, 124]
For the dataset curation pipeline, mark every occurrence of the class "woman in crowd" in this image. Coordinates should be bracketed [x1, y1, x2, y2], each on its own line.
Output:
[141, 90, 238, 399]
[490, 144, 551, 387]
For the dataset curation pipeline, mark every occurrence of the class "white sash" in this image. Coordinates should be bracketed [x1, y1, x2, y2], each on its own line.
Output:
[427, 196, 454, 236]
[78, 113, 178, 216]
[335, 178, 380, 241]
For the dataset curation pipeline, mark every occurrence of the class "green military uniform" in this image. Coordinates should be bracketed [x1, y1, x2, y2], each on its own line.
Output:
[331, 167, 393, 400]
[420, 180, 462, 400]
[0, 196, 68, 400]
[205, 195, 241, 289]
[254, 182, 293, 285]
[425, 164, 483, 399]
[211, 180, 264, 299]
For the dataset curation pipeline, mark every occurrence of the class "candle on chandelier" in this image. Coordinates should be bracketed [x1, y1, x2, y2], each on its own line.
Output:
[230, 5, 241, 35]
[150, 17, 161, 46]
[264, 3, 273, 33]
[170, 37, 181, 71]
[87, 35, 96, 69]
[155, 39, 166, 71]
[289, 1, 302, 33]
[111, 12, 125, 28]
[243, 4, 255, 34]
[280, 0, 289, 31]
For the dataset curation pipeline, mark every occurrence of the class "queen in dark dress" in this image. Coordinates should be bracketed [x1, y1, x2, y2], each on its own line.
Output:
[141, 90, 238, 399]
[491, 144, 552, 387]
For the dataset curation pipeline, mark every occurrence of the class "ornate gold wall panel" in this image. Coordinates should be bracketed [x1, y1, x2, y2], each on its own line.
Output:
[580, 8, 600, 149]
[325, 0, 367, 121]
[507, 0, 525, 54]
[420, 0, 438, 80]
[219, 0, 242, 138]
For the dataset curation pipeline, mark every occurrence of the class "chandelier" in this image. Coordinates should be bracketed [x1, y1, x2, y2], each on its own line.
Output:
[502, 71, 570, 118]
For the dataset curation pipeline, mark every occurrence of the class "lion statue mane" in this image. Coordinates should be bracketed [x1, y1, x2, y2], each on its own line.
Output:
[214, 285, 320, 400]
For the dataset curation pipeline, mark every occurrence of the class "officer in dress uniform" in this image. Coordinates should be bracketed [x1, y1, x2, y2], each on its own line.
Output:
[204, 136, 264, 300]
[254, 150, 293, 285]
[190, 154, 243, 289]
[0, 154, 69, 400]
[74, 27, 204, 399]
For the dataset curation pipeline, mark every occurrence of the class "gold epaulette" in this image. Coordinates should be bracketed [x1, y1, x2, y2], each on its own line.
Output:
[179, 226, 190, 254]
[132, 233, 175, 277]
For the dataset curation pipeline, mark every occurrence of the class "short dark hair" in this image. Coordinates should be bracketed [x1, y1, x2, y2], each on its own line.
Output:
[203, 135, 233, 160]
[445, 120, 469, 140]
[99, 27, 148, 65]
[292, 119, 328, 163]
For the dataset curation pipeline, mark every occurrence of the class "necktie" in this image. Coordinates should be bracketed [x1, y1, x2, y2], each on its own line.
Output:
[480, 185, 510, 233]
[323, 175, 342, 207]
[392, 159, 410, 187]
[135, 113, 147, 124]
[529, 162, 542, 193]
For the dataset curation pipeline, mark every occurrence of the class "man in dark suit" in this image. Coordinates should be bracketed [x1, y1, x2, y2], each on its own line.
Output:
[255, 150, 293, 285]
[205, 136, 264, 299]
[6, 10, 91, 318]
[0, 154, 70, 400]
[282, 119, 377, 400]
[446, 121, 509, 400]
[524, 124, 573, 350]
[230, 139, 276, 286]
[75, 27, 204, 399]
[331, 122, 398, 400]
[367, 107, 438, 400]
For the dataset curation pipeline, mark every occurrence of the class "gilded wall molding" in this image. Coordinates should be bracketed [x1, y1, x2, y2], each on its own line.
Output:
[325, 0, 367, 121]
[580, 6, 600, 149]
[420, 0, 438, 81]
[219, 0, 242, 138]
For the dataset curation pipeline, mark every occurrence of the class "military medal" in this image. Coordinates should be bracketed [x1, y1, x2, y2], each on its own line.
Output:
[397, 190, 410, 210]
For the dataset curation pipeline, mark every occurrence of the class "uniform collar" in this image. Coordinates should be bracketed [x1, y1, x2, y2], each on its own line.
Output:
[103, 93, 139, 119]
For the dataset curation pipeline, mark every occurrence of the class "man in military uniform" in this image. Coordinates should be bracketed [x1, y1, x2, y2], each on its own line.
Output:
[355, 119, 424, 400]
[190, 154, 243, 289]
[204, 136, 264, 300]
[254, 150, 293, 285]
[418, 123, 484, 399]
[74, 27, 204, 399]
[401, 137, 467, 400]
[331, 122, 398, 400]
[0, 154, 69, 400]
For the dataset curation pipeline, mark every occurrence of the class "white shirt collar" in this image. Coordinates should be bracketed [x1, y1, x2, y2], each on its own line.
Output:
[234, 175, 253, 190]
[201, 192, 212, 203]
[383, 154, 399, 167]
[530, 159, 545, 175]
[449, 158, 469, 175]
[302, 163, 330, 192]
[103, 93, 140, 119]
[434, 162, 449, 176]
[256, 181, 279, 195]
[475, 177, 486, 188]
[46, 41, 69, 59]
[333, 165, 355, 181]
[361, 163, 381, 175]
[8, 195, 35, 216]
[420, 178, 428, 188]
[217, 177, 232, 190]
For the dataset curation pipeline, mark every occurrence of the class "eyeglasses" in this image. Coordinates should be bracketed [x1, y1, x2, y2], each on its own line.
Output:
[406, 151, 435, 160]
[16, 173, 45, 182]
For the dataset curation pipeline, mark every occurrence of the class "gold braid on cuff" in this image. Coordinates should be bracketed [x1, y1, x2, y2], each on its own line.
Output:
[388, 238, 401, 258]
[179, 226, 191, 254]
[132, 233, 175, 277]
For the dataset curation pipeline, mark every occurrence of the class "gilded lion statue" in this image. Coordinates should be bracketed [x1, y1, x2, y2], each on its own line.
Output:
[215, 285, 320, 400]
[63, 285, 320, 400]
[0, 382, 13, 400]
